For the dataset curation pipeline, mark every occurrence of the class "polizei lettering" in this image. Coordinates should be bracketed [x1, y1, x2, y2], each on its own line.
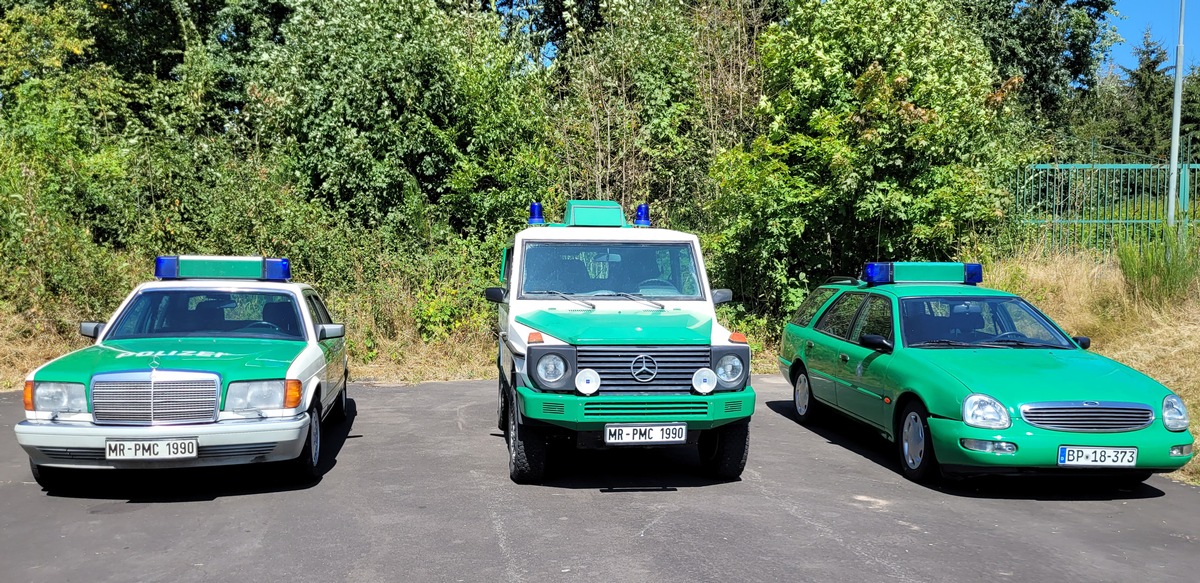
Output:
[115, 350, 230, 359]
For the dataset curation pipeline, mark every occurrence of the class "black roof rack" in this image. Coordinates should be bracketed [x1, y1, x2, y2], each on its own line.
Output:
[823, 276, 859, 285]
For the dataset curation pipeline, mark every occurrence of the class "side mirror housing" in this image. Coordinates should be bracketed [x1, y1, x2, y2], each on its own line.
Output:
[860, 334, 894, 353]
[712, 289, 733, 305]
[318, 323, 346, 341]
[80, 322, 105, 339]
[484, 287, 507, 303]
[1073, 336, 1091, 350]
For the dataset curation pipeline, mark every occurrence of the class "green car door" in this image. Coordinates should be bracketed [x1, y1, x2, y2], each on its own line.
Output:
[808, 292, 868, 408]
[834, 294, 895, 429]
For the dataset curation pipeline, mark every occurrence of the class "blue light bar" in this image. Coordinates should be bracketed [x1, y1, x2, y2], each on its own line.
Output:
[634, 203, 651, 227]
[964, 263, 983, 285]
[528, 202, 545, 225]
[263, 258, 291, 281]
[863, 262, 893, 284]
[155, 256, 180, 279]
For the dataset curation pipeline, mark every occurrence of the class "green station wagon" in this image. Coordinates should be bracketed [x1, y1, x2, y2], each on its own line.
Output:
[777, 262, 1194, 485]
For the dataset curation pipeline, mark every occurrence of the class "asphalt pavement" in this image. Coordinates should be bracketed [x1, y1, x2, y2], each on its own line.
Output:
[1, 376, 1198, 583]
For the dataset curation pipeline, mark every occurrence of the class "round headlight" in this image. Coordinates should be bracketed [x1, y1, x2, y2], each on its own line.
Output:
[962, 393, 1010, 429]
[575, 368, 601, 395]
[1164, 394, 1190, 431]
[537, 354, 567, 383]
[34, 384, 68, 410]
[693, 368, 717, 394]
[715, 354, 744, 383]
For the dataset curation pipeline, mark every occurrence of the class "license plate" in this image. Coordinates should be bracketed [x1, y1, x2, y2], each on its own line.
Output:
[105, 439, 198, 460]
[1057, 446, 1138, 467]
[604, 423, 687, 445]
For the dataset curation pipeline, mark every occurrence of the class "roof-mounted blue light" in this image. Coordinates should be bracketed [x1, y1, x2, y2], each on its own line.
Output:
[528, 202, 545, 225]
[863, 262, 893, 284]
[634, 203, 651, 227]
[964, 263, 983, 285]
[155, 256, 180, 279]
[264, 258, 291, 281]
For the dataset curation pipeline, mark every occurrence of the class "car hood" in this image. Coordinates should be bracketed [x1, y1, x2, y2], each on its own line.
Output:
[915, 348, 1170, 404]
[515, 309, 712, 345]
[32, 337, 306, 386]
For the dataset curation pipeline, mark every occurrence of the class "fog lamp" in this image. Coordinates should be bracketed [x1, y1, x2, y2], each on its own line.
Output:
[961, 439, 1017, 455]
[1170, 444, 1193, 457]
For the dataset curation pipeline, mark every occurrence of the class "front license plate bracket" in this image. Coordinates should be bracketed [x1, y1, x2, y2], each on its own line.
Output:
[604, 423, 687, 445]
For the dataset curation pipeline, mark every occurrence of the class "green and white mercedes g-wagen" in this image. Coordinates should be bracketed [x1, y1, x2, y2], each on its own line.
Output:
[484, 200, 755, 483]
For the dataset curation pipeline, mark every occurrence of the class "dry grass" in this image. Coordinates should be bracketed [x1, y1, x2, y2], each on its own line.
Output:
[986, 252, 1200, 484]
[0, 303, 90, 392]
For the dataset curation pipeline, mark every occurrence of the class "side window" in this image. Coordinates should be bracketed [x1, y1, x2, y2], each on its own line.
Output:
[851, 295, 894, 343]
[502, 247, 512, 290]
[310, 294, 334, 324]
[790, 288, 836, 327]
[303, 293, 329, 327]
[814, 292, 866, 339]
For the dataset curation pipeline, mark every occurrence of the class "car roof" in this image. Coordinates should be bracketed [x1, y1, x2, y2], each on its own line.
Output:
[134, 280, 314, 293]
[820, 282, 1018, 299]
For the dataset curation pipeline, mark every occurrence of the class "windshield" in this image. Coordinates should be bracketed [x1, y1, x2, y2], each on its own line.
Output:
[519, 241, 704, 300]
[899, 296, 1072, 349]
[106, 290, 306, 341]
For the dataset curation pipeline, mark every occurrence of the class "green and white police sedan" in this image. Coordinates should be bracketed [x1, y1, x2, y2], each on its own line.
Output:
[16, 256, 348, 489]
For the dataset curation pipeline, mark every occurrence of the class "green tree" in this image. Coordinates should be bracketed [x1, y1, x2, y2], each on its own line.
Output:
[711, 0, 1020, 314]
[1118, 32, 1172, 160]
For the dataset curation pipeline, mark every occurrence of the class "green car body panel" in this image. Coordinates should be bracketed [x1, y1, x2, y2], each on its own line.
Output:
[515, 310, 713, 346]
[779, 272, 1194, 476]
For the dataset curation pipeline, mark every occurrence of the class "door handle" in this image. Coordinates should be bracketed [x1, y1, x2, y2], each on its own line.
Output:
[839, 353, 849, 363]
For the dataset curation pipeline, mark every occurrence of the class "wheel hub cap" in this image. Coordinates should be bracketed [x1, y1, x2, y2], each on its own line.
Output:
[902, 412, 924, 469]
[794, 376, 810, 415]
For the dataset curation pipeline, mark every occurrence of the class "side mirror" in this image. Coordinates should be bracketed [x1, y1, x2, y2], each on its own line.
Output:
[1073, 336, 1091, 350]
[484, 287, 507, 303]
[712, 289, 733, 305]
[318, 323, 345, 340]
[860, 334, 894, 353]
[80, 322, 105, 339]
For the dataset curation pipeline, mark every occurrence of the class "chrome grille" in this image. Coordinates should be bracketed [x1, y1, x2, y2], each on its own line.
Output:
[1021, 401, 1155, 432]
[92, 371, 219, 425]
[198, 443, 278, 458]
[576, 346, 709, 393]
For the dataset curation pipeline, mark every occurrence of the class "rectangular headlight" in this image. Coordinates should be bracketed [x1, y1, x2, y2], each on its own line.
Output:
[33, 382, 87, 413]
[226, 380, 286, 410]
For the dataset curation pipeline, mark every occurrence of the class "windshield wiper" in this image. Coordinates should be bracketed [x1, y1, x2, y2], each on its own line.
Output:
[908, 339, 976, 348]
[592, 292, 665, 309]
[524, 290, 595, 309]
[984, 339, 1068, 349]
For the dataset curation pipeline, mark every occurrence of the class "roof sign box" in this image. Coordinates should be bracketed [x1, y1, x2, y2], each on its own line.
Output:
[862, 262, 983, 285]
[155, 256, 292, 281]
[563, 200, 627, 227]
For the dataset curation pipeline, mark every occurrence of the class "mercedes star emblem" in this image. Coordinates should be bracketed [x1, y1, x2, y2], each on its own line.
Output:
[630, 355, 658, 382]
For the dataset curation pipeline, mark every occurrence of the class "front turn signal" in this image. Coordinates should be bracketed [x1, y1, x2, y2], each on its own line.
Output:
[284, 380, 303, 409]
[729, 332, 748, 344]
[23, 381, 34, 411]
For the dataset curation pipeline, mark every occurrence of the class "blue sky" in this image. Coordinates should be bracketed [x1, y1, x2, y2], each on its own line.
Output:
[1110, 1, 1199, 73]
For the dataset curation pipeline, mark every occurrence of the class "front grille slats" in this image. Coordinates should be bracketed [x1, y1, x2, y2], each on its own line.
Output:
[1021, 402, 1155, 432]
[577, 346, 709, 394]
[92, 372, 219, 426]
[583, 401, 709, 418]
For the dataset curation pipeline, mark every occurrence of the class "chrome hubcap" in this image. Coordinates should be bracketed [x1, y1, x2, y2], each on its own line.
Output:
[794, 375, 811, 416]
[901, 412, 924, 470]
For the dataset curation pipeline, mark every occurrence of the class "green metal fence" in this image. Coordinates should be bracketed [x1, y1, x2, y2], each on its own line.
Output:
[1010, 163, 1200, 250]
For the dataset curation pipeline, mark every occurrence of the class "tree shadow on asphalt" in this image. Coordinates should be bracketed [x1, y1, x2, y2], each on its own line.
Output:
[38, 398, 362, 503]
[764, 400, 1167, 501]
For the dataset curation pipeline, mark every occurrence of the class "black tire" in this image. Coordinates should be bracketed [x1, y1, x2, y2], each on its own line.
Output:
[327, 375, 349, 424]
[897, 401, 939, 483]
[292, 399, 324, 481]
[30, 460, 65, 491]
[792, 369, 821, 425]
[699, 420, 751, 479]
[506, 394, 546, 484]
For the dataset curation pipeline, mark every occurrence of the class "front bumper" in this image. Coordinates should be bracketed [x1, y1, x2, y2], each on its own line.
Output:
[515, 385, 756, 431]
[15, 414, 310, 469]
[928, 417, 1195, 474]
